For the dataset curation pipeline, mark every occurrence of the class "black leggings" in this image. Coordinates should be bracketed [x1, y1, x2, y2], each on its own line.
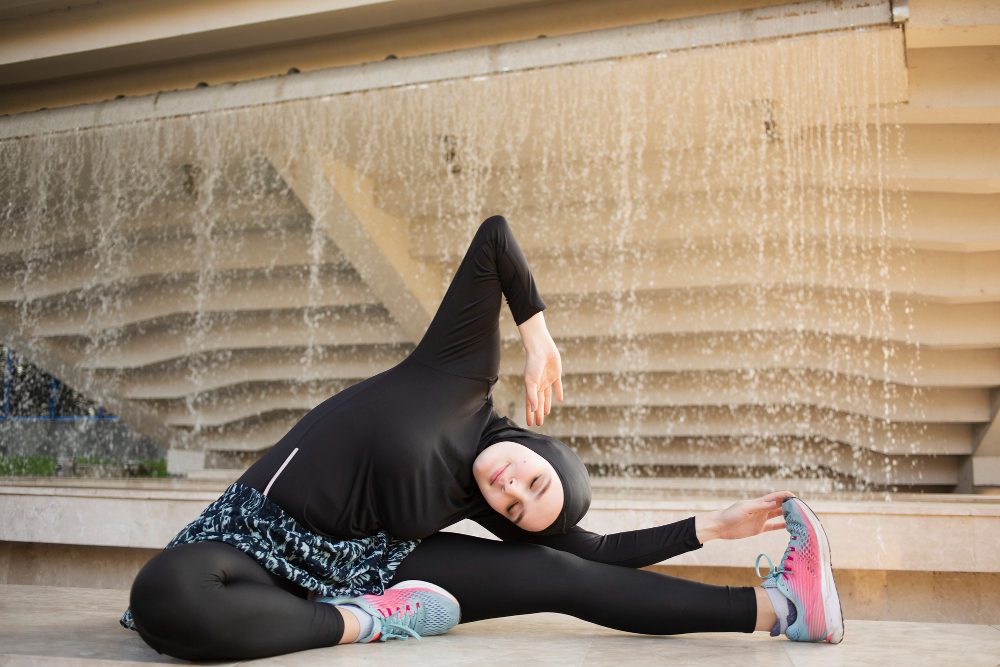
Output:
[130, 535, 757, 661]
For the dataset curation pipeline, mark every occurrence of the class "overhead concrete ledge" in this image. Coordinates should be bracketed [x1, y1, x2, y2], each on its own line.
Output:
[0, 0, 894, 140]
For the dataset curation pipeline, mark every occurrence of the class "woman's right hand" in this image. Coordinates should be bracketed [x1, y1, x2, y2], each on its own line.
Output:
[696, 491, 795, 543]
[518, 312, 563, 427]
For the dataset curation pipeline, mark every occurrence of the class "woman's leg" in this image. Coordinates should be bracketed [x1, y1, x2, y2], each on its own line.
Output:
[389, 532, 757, 635]
[129, 541, 345, 661]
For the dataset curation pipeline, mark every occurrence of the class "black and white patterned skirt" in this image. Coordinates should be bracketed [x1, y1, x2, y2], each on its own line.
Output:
[120, 482, 419, 631]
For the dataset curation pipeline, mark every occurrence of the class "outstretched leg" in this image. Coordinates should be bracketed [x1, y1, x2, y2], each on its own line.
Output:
[390, 532, 757, 635]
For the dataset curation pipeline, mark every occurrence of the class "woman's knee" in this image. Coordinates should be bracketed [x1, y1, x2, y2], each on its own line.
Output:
[129, 542, 230, 647]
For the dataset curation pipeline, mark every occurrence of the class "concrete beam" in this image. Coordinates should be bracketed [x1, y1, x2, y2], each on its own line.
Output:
[195, 399, 972, 456]
[542, 405, 972, 456]
[522, 246, 1000, 304]
[18, 267, 373, 337]
[60, 306, 408, 369]
[266, 149, 440, 342]
[538, 288, 1000, 349]
[0, 226, 349, 302]
[30, 285, 1000, 373]
[417, 199, 984, 260]
[95, 332, 1000, 399]
[907, 0, 1000, 48]
[149, 369, 989, 428]
[0, 0, 894, 139]
[104, 345, 409, 399]
[0, 0, 539, 85]
[900, 46, 1000, 125]
[971, 456, 1000, 486]
[565, 436, 961, 486]
[410, 192, 1000, 258]
[973, 388, 1000, 458]
[1, 187, 309, 261]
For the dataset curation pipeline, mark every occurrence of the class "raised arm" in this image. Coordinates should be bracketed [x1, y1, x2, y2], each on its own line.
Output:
[411, 215, 546, 383]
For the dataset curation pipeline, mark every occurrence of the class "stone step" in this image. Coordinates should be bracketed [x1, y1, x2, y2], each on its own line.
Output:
[2, 479, 997, 573]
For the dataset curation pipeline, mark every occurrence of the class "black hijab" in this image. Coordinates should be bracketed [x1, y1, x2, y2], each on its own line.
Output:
[478, 417, 592, 535]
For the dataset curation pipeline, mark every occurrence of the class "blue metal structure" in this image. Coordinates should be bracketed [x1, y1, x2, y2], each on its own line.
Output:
[0, 346, 116, 422]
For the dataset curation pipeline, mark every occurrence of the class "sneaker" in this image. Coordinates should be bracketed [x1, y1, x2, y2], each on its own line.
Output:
[756, 496, 845, 644]
[318, 580, 461, 642]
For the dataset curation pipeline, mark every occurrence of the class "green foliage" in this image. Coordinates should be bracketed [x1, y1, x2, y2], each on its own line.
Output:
[0, 455, 170, 477]
[0, 455, 57, 476]
[75, 455, 117, 465]
[135, 458, 169, 477]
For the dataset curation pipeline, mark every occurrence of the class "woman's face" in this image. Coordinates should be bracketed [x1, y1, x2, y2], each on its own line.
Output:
[472, 441, 564, 532]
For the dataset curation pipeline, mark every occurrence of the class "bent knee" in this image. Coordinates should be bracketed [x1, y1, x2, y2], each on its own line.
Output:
[129, 543, 225, 646]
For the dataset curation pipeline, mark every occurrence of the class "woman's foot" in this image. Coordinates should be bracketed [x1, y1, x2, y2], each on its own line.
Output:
[318, 580, 461, 642]
[756, 496, 845, 644]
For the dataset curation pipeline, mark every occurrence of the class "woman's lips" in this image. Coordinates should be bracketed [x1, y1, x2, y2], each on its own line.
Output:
[490, 463, 509, 486]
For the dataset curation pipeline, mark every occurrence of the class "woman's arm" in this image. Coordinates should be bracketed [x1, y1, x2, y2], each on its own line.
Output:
[411, 215, 547, 382]
[473, 512, 704, 568]
[472, 491, 794, 568]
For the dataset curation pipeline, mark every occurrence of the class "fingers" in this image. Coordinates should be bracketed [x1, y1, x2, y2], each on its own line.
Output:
[754, 499, 779, 512]
[525, 371, 564, 428]
[527, 385, 545, 426]
[756, 491, 795, 508]
[525, 381, 538, 426]
[763, 519, 787, 532]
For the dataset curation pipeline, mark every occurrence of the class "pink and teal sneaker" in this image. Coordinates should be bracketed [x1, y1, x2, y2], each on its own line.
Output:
[318, 580, 461, 642]
[756, 496, 844, 643]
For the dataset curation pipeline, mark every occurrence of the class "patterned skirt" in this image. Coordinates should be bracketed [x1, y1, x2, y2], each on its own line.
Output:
[120, 482, 419, 630]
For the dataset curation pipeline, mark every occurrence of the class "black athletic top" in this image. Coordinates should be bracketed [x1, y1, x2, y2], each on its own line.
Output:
[238, 216, 704, 569]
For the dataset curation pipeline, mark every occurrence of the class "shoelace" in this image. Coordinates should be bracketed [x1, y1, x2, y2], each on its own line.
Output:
[373, 603, 424, 641]
[756, 534, 798, 581]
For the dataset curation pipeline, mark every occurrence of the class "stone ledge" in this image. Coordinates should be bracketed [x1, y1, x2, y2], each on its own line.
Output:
[2, 479, 999, 573]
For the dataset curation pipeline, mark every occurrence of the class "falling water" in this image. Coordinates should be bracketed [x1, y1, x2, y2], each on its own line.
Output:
[0, 24, 920, 492]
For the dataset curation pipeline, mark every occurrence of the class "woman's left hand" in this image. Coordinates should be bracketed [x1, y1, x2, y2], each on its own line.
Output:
[696, 491, 795, 542]
[517, 312, 563, 427]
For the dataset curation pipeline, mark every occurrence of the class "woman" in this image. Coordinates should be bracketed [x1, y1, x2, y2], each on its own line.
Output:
[124, 216, 844, 660]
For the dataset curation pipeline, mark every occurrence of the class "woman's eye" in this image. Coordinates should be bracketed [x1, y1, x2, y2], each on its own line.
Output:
[507, 501, 519, 514]
[530, 475, 540, 490]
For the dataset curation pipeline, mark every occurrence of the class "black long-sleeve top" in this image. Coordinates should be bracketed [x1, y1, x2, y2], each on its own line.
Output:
[238, 216, 704, 568]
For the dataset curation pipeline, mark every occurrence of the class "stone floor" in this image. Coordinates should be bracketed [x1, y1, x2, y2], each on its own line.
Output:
[2, 585, 999, 666]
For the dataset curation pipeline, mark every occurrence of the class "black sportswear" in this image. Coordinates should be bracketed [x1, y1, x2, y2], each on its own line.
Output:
[129, 217, 759, 662]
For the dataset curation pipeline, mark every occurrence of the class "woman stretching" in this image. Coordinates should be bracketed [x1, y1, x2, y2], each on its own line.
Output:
[124, 216, 844, 660]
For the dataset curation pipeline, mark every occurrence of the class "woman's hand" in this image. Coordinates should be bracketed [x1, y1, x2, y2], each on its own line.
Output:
[517, 312, 563, 427]
[695, 491, 795, 543]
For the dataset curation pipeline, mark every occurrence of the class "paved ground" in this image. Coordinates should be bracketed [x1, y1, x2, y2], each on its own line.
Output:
[2, 585, 999, 666]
